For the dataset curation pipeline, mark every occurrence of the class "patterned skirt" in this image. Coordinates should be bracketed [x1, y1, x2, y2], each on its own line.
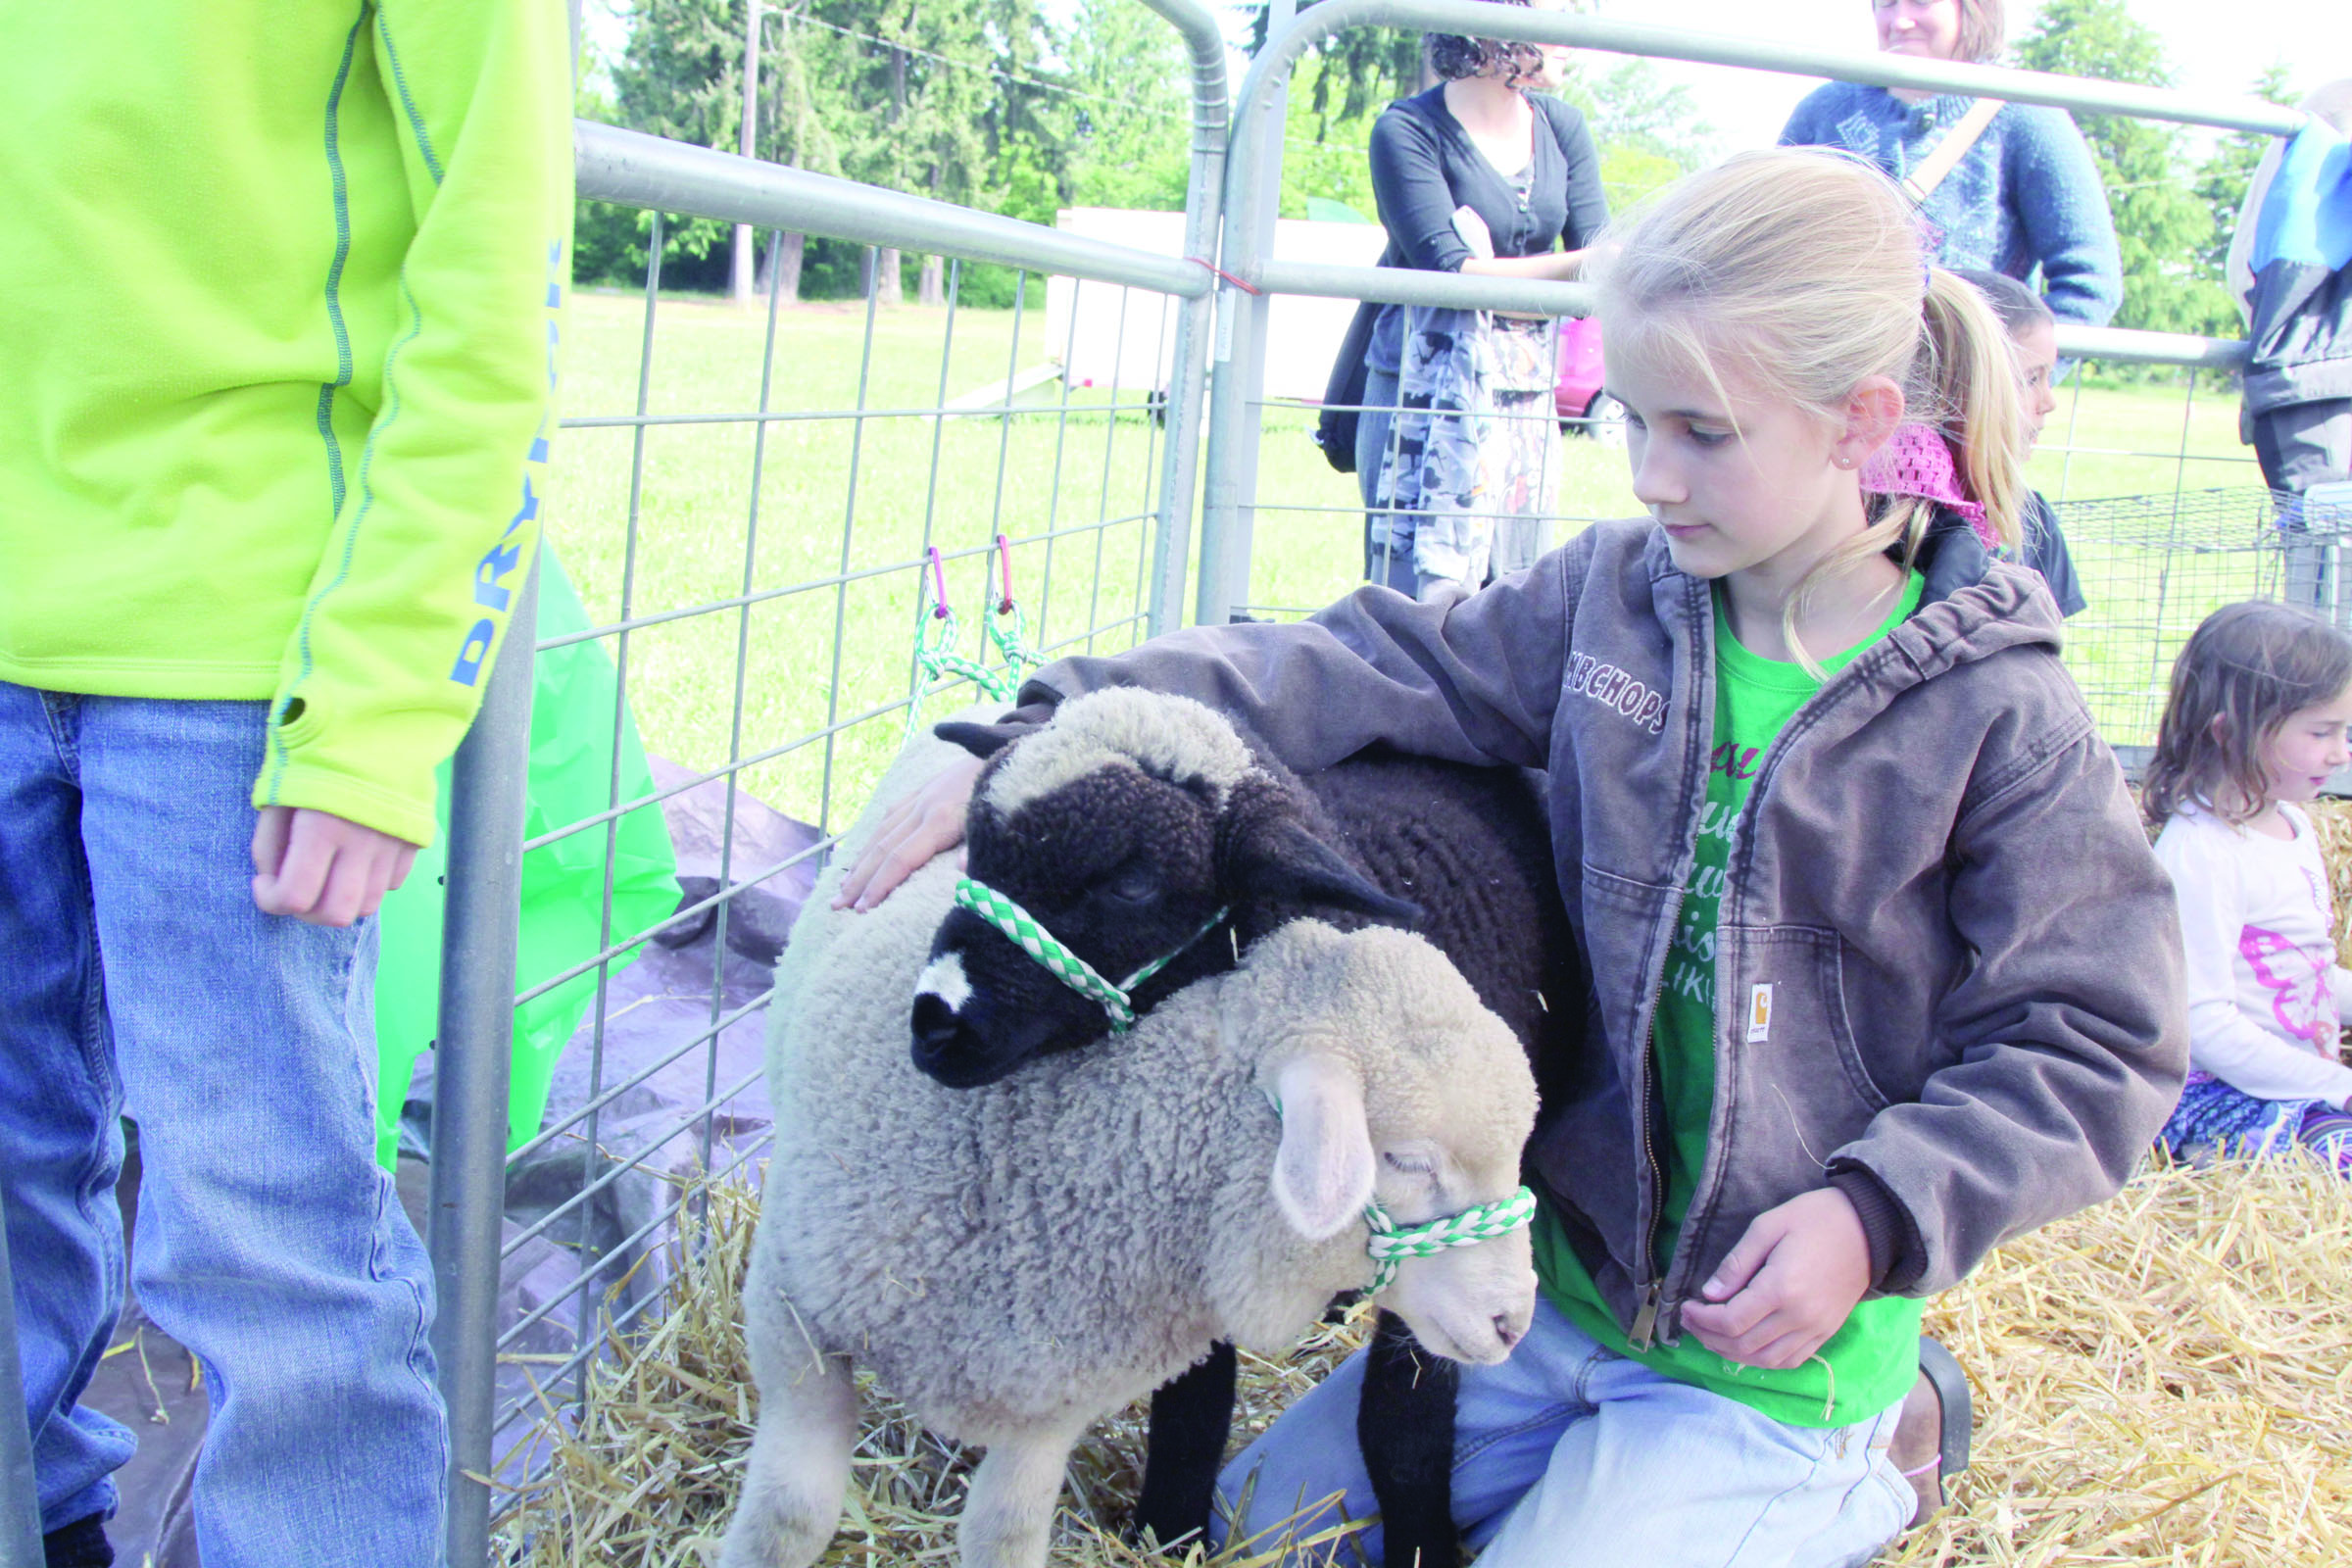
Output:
[1368, 311, 1559, 593]
[2157, 1070, 2352, 1175]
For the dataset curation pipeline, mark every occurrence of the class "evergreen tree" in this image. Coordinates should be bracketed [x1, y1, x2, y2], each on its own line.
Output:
[2013, 0, 2222, 337]
[608, 0, 746, 276]
[1056, 0, 1192, 214]
[818, 0, 1004, 302]
[1244, 0, 1423, 130]
[2191, 60, 2296, 323]
[1567, 59, 1715, 175]
[601, 0, 852, 292]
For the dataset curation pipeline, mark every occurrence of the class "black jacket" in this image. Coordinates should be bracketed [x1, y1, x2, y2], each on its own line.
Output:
[2241, 124, 2352, 494]
[1363, 86, 1609, 374]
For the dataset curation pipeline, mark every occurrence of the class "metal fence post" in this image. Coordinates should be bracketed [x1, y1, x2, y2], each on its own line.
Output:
[0, 1189, 44, 1568]
[1217, 0, 1295, 625]
[428, 554, 539, 1568]
[1137, 0, 1228, 638]
[1196, 130, 1279, 625]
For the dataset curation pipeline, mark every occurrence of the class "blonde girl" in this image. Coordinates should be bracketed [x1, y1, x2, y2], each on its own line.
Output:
[2145, 601, 2352, 1170]
[839, 149, 2184, 1567]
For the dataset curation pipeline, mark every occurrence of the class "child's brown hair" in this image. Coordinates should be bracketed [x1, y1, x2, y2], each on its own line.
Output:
[2143, 601, 2352, 827]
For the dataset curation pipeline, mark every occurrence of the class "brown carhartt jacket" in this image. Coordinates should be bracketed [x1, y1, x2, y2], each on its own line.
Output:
[1022, 515, 2186, 1345]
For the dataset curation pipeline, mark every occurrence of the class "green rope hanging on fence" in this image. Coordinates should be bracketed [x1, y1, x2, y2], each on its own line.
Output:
[983, 531, 1049, 686]
[953, 875, 1230, 1032]
[906, 538, 1051, 741]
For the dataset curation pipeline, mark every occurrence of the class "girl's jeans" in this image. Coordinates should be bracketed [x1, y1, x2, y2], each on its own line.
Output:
[0, 684, 446, 1566]
[1211, 1297, 1913, 1568]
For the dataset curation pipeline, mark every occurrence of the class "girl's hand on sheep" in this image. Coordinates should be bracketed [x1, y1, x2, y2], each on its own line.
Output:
[1677, 1188, 1871, 1372]
[834, 753, 986, 910]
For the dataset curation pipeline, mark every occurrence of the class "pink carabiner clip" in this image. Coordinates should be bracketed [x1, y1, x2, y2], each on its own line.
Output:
[924, 546, 953, 620]
[993, 534, 1015, 614]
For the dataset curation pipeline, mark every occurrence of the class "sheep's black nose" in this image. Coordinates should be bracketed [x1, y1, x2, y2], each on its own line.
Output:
[910, 993, 961, 1054]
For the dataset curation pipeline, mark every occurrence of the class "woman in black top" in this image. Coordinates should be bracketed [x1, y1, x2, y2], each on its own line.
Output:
[1358, 0, 1609, 597]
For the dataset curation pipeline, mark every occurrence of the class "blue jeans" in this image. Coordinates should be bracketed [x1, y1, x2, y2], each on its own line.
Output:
[0, 685, 446, 1565]
[1212, 1297, 1912, 1568]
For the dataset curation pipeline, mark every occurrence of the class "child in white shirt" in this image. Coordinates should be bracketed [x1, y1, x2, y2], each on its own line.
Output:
[2147, 601, 2352, 1165]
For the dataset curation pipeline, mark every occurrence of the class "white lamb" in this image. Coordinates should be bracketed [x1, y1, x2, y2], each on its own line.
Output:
[718, 716, 1541, 1568]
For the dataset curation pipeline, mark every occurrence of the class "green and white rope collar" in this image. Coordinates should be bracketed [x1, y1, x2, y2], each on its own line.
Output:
[954, 885, 1536, 1286]
[952, 876, 1231, 1032]
[1364, 1186, 1538, 1293]
[1261, 1091, 1538, 1292]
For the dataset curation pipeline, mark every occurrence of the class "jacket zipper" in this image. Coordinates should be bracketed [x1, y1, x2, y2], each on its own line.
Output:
[1629, 884, 1686, 1352]
[1635, 581, 1710, 1350]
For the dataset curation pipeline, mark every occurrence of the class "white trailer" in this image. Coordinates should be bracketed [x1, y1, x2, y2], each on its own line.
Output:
[1044, 208, 1389, 403]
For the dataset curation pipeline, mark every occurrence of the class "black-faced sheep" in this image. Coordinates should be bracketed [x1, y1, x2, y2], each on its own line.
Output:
[911, 688, 1581, 1568]
[715, 720, 1542, 1568]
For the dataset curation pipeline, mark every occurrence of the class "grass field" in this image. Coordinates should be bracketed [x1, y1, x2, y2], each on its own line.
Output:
[547, 287, 2274, 831]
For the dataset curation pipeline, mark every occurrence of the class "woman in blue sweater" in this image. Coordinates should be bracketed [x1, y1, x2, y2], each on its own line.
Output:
[1780, 0, 2122, 329]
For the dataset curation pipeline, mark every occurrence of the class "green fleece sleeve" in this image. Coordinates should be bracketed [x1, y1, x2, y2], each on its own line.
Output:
[256, 0, 574, 847]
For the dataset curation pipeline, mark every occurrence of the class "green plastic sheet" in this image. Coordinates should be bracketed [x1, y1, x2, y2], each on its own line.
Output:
[372, 551, 680, 1169]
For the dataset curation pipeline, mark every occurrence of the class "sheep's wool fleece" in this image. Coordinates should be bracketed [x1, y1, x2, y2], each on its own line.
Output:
[760, 710, 1521, 1445]
[978, 686, 1256, 815]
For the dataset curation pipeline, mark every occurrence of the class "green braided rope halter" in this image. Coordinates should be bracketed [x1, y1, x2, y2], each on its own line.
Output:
[902, 545, 1047, 743]
[906, 608, 1014, 743]
[984, 602, 1047, 683]
[953, 876, 1230, 1033]
[1364, 1185, 1538, 1293]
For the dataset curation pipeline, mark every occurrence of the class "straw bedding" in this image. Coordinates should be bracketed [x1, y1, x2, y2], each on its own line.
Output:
[502, 804, 2352, 1567]
[500, 1156, 2350, 1567]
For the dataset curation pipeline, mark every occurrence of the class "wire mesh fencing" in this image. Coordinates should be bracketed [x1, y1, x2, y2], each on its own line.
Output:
[436, 217, 1203, 1553]
[2050, 485, 2283, 752]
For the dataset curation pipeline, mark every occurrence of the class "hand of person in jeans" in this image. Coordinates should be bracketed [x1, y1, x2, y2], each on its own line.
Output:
[251, 805, 419, 926]
[1679, 1187, 1871, 1370]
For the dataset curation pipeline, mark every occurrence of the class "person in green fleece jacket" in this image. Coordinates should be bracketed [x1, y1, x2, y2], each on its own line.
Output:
[0, 5, 572, 1565]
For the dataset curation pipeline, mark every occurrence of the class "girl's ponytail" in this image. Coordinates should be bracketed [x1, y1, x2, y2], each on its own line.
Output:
[1920, 267, 2026, 554]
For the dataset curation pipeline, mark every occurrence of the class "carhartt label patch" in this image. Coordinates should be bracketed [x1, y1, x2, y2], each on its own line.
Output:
[1746, 983, 1774, 1043]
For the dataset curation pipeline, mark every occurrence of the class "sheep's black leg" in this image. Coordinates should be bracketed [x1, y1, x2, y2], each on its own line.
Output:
[1360, 1309, 1461, 1568]
[1132, 1340, 1238, 1553]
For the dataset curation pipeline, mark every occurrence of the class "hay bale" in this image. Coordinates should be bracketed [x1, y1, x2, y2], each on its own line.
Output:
[2302, 798, 2352, 970]
[503, 1155, 2352, 1567]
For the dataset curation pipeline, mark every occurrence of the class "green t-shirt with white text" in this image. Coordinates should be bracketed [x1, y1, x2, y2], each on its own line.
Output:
[1534, 571, 1928, 1427]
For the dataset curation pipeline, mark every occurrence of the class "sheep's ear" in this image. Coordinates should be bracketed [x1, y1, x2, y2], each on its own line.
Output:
[1266, 1054, 1376, 1242]
[1231, 816, 1424, 928]
[933, 715, 1036, 759]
